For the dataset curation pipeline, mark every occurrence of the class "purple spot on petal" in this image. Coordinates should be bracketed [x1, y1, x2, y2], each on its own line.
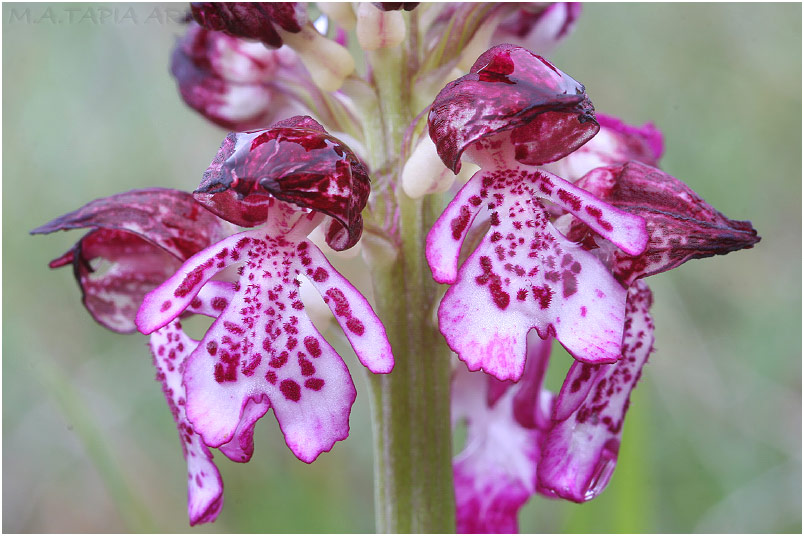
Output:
[280, 379, 301, 402]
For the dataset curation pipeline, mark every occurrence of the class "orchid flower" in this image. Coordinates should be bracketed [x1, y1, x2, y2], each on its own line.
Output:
[426, 44, 649, 381]
[31, 189, 252, 524]
[35, 4, 761, 533]
[35, 116, 393, 524]
[444, 99, 759, 526]
[137, 116, 394, 464]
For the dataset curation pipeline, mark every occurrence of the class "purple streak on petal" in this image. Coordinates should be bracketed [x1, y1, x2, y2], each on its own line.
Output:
[538, 281, 654, 502]
[425, 170, 485, 284]
[428, 167, 636, 380]
[428, 44, 598, 173]
[149, 321, 223, 526]
[302, 242, 394, 373]
[552, 361, 604, 421]
[194, 117, 370, 250]
[573, 161, 761, 285]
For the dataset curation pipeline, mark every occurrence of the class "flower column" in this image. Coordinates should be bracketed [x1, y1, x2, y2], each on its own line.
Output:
[358, 6, 455, 533]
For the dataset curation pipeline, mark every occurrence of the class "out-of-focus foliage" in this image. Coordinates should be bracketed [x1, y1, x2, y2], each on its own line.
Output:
[3, 3, 800, 532]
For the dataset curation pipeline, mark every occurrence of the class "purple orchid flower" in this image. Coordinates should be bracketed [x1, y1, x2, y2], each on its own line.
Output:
[452, 332, 553, 534]
[31, 188, 263, 525]
[136, 116, 393, 464]
[426, 44, 649, 381]
[446, 97, 759, 526]
[33, 116, 393, 524]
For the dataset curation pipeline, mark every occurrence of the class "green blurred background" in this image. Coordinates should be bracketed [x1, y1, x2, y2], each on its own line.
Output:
[3, 2, 801, 532]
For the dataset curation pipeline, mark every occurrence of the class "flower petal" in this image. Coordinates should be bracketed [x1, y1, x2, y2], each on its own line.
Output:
[428, 44, 599, 173]
[301, 243, 394, 373]
[180, 234, 356, 461]
[148, 321, 223, 526]
[194, 117, 370, 250]
[31, 188, 230, 260]
[138, 224, 389, 462]
[538, 281, 654, 502]
[572, 161, 761, 285]
[427, 166, 646, 379]
[217, 397, 271, 463]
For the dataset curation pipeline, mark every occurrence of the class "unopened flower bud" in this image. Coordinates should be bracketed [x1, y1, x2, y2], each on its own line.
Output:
[280, 24, 355, 92]
[402, 135, 477, 199]
[356, 3, 406, 50]
[317, 2, 356, 31]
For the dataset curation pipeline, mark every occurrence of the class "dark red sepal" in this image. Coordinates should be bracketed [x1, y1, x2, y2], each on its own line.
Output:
[194, 116, 370, 251]
[571, 160, 761, 285]
[32, 188, 229, 333]
[428, 44, 599, 173]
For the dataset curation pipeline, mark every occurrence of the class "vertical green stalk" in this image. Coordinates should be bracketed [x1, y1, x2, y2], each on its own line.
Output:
[364, 44, 456, 533]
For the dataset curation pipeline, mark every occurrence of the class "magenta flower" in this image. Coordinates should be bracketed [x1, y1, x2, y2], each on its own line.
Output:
[441, 85, 759, 525]
[137, 116, 393, 463]
[34, 116, 393, 524]
[427, 45, 649, 381]
[31, 188, 254, 524]
[452, 332, 553, 533]
[540, 158, 759, 502]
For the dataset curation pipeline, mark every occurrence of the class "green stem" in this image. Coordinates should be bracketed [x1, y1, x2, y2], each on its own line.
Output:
[364, 43, 456, 533]
[368, 194, 455, 533]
